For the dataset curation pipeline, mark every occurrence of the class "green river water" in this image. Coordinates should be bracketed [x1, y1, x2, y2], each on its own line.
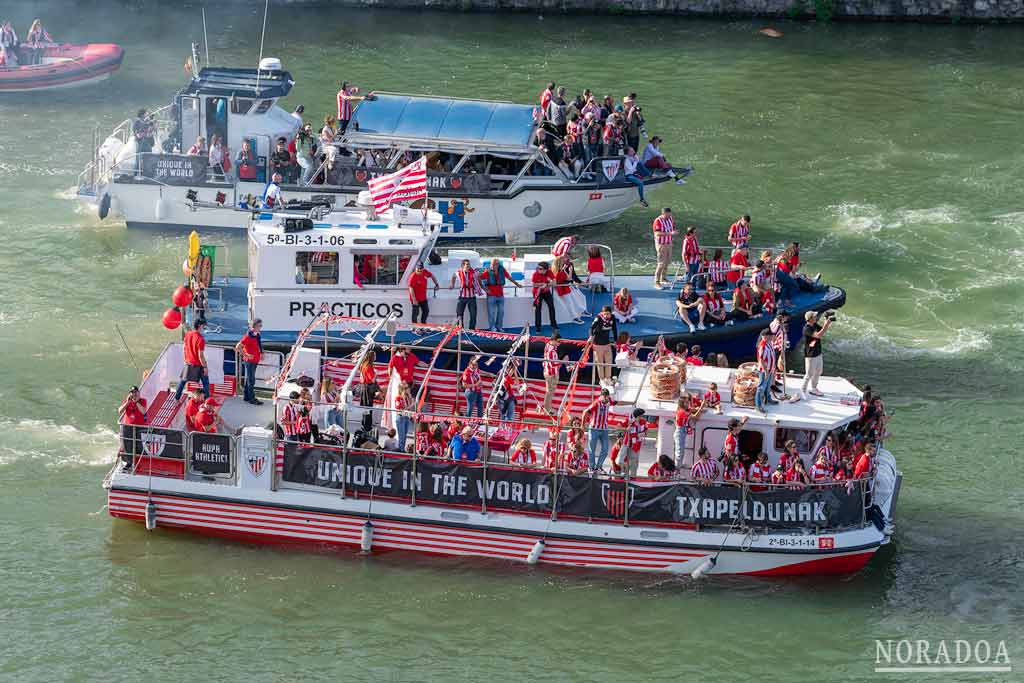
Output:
[0, 3, 1021, 681]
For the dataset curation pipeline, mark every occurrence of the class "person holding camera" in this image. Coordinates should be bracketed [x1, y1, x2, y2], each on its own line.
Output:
[801, 310, 833, 398]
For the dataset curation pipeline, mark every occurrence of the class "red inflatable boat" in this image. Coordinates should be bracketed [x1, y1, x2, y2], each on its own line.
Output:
[0, 43, 124, 92]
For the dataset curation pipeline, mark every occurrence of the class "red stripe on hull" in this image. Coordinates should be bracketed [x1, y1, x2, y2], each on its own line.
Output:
[107, 489, 875, 575]
[740, 550, 876, 576]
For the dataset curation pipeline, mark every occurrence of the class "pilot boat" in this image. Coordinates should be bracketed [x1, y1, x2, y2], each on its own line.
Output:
[105, 316, 900, 576]
[76, 52, 686, 244]
[184, 200, 846, 362]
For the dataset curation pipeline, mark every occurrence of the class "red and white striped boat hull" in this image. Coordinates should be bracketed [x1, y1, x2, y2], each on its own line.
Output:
[107, 485, 880, 576]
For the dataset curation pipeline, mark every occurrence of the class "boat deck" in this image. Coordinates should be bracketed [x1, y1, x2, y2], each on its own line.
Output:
[203, 273, 845, 360]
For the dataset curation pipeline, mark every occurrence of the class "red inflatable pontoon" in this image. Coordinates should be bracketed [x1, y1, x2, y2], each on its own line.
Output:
[0, 43, 124, 92]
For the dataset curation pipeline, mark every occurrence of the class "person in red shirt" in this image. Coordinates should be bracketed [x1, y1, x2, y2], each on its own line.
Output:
[193, 398, 226, 434]
[730, 279, 759, 322]
[701, 282, 728, 327]
[531, 261, 558, 330]
[648, 454, 677, 479]
[702, 382, 722, 414]
[234, 319, 263, 405]
[407, 262, 439, 327]
[673, 393, 703, 468]
[387, 346, 419, 386]
[479, 258, 521, 331]
[853, 443, 876, 479]
[175, 320, 209, 400]
[686, 344, 704, 366]
[358, 352, 379, 407]
[183, 389, 204, 432]
[118, 385, 148, 462]
[726, 245, 749, 287]
[748, 452, 772, 491]
[608, 434, 626, 474]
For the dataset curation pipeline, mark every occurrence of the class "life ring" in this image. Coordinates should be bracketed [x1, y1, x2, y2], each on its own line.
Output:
[98, 193, 111, 220]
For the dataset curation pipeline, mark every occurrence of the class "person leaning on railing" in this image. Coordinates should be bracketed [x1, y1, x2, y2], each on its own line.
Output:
[118, 386, 148, 464]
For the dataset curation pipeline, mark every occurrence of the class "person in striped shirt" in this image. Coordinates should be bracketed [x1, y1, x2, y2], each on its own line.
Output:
[810, 453, 833, 483]
[280, 392, 302, 441]
[542, 332, 561, 415]
[690, 447, 719, 484]
[564, 442, 589, 475]
[451, 259, 482, 330]
[510, 438, 538, 467]
[723, 455, 747, 483]
[769, 463, 786, 486]
[682, 226, 701, 287]
[755, 329, 778, 414]
[706, 248, 729, 290]
[651, 207, 676, 289]
[621, 409, 648, 477]
[335, 81, 364, 134]
[582, 388, 614, 472]
[728, 215, 751, 249]
[542, 430, 561, 470]
[748, 452, 772, 490]
[702, 282, 728, 327]
[461, 355, 484, 418]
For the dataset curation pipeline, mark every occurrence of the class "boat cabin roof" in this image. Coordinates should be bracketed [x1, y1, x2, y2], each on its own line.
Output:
[344, 93, 538, 155]
[251, 206, 442, 244]
[614, 364, 863, 431]
[184, 67, 295, 100]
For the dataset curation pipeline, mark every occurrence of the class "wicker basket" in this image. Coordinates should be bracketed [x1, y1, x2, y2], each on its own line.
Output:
[650, 361, 682, 401]
[732, 375, 759, 406]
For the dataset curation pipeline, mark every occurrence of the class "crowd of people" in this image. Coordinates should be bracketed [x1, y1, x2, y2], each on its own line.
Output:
[0, 19, 51, 67]
[533, 84, 689, 196]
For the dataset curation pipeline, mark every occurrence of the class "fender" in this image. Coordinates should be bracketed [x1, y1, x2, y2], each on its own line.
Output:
[98, 192, 111, 220]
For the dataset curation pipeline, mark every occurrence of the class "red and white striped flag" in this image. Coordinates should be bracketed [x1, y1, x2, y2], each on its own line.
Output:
[367, 156, 428, 213]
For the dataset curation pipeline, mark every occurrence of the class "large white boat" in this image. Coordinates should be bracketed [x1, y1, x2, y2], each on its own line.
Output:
[78, 58, 684, 244]
[106, 317, 900, 577]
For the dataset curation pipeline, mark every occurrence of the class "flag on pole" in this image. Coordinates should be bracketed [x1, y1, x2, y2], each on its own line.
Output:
[367, 156, 428, 213]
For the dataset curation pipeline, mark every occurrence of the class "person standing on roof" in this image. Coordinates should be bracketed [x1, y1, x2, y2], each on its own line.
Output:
[175, 320, 210, 401]
[408, 262, 439, 328]
[235, 319, 264, 406]
[479, 258, 521, 331]
[336, 82, 364, 134]
[652, 207, 676, 290]
[451, 259, 483, 330]
[754, 328, 778, 414]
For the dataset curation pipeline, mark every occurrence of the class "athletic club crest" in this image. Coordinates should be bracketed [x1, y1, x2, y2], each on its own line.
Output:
[247, 454, 267, 478]
[600, 482, 635, 518]
[601, 159, 621, 182]
[355, 169, 368, 183]
[141, 432, 166, 457]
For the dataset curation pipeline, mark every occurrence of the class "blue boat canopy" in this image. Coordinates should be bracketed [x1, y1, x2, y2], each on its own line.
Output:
[344, 93, 538, 153]
[183, 67, 295, 100]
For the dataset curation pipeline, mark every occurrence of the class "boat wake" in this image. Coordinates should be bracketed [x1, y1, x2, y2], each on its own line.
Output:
[0, 419, 117, 468]
[830, 313, 991, 360]
[828, 202, 962, 235]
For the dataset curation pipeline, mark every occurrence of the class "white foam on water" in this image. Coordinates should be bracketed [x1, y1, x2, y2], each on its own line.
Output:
[828, 203, 962, 235]
[0, 419, 118, 468]
[830, 313, 991, 359]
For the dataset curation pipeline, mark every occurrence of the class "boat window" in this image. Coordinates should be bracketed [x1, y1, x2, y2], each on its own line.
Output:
[230, 98, 254, 115]
[774, 428, 819, 453]
[295, 252, 339, 285]
[388, 239, 415, 246]
[353, 238, 378, 245]
[701, 427, 763, 461]
[354, 253, 414, 287]
[254, 99, 274, 115]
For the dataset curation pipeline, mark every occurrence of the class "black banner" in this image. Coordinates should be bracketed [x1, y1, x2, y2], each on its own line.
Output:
[141, 153, 208, 185]
[283, 445, 864, 529]
[122, 426, 184, 460]
[189, 433, 233, 475]
[331, 166, 492, 194]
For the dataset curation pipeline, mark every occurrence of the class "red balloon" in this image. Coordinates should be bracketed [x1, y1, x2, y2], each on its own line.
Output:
[162, 307, 182, 330]
[172, 285, 194, 308]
